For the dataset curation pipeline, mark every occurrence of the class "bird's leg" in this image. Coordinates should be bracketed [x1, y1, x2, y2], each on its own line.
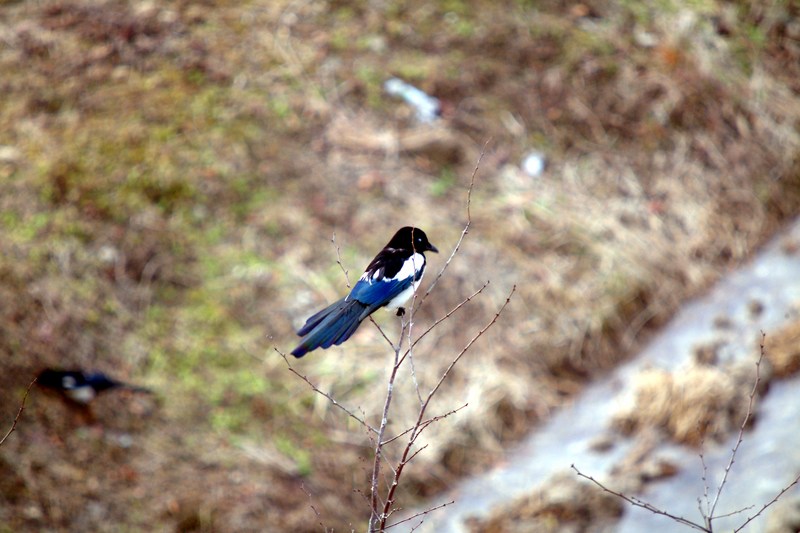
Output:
[396, 307, 406, 317]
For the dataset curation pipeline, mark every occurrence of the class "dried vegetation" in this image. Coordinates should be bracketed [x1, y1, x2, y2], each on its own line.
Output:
[1, 0, 800, 530]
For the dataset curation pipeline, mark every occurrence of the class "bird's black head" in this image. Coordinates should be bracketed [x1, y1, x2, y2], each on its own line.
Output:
[36, 369, 73, 390]
[36, 368, 121, 392]
[387, 227, 439, 254]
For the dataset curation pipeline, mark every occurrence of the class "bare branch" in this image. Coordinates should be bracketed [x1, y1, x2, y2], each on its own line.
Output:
[277, 348, 376, 434]
[369, 326, 407, 531]
[572, 465, 709, 532]
[370, 148, 492, 530]
[0, 378, 36, 447]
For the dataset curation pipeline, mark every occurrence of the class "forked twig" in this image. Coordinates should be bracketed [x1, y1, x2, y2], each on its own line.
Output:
[378, 286, 515, 530]
[398, 281, 490, 368]
[369, 146, 507, 531]
[573, 331, 800, 533]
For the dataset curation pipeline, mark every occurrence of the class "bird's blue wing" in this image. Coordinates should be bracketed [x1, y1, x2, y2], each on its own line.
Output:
[348, 276, 412, 308]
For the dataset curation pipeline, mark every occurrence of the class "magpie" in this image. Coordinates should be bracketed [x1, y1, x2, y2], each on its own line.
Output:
[291, 226, 438, 357]
[36, 368, 152, 405]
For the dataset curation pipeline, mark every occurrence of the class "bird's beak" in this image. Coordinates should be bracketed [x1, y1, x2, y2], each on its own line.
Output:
[428, 243, 439, 253]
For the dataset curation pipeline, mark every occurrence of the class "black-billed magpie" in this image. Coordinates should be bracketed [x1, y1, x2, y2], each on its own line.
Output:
[291, 226, 438, 357]
[36, 368, 152, 404]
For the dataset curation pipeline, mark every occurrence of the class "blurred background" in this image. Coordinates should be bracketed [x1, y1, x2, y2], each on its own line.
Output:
[1, 0, 799, 531]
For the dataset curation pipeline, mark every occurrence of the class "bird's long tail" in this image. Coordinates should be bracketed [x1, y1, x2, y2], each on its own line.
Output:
[291, 298, 366, 357]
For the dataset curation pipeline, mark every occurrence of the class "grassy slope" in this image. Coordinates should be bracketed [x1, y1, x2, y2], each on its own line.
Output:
[0, 0, 799, 530]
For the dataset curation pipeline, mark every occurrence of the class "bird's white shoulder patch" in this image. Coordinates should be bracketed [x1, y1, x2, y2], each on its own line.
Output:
[387, 253, 425, 282]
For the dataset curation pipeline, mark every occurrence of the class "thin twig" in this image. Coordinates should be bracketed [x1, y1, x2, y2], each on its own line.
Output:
[402, 291, 424, 406]
[714, 505, 754, 520]
[416, 139, 488, 310]
[277, 349, 376, 434]
[699, 446, 710, 521]
[404, 443, 429, 464]
[381, 404, 468, 446]
[331, 231, 352, 288]
[300, 483, 331, 533]
[424, 285, 515, 403]
[382, 500, 455, 530]
[734, 475, 800, 532]
[0, 378, 36, 447]
[399, 282, 490, 368]
[708, 332, 765, 520]
[572, 465, 709, 532]
[369, 316, 397, 351]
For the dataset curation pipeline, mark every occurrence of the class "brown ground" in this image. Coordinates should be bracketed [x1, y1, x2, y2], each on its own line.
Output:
[1, 0, 800, 531]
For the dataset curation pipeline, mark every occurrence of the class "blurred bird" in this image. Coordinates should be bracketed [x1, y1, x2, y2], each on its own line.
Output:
[36, 368, 152, 405]
[291, 226, 439, 357]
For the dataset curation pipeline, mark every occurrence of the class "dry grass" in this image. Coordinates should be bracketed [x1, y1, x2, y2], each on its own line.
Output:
[612, 359, 760, 446]
[764, 320, 800, 378]
[1, 0, 800, 530]
[465, 472, 624, 533]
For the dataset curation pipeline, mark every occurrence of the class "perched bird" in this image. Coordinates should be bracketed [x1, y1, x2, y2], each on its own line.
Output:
[36, 368, 151, 405]
[291, 226, 439, 357]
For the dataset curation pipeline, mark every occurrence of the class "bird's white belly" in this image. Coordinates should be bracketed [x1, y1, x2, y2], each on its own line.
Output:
[66, 387, 96, 404]
[385, 280, 420, 310]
